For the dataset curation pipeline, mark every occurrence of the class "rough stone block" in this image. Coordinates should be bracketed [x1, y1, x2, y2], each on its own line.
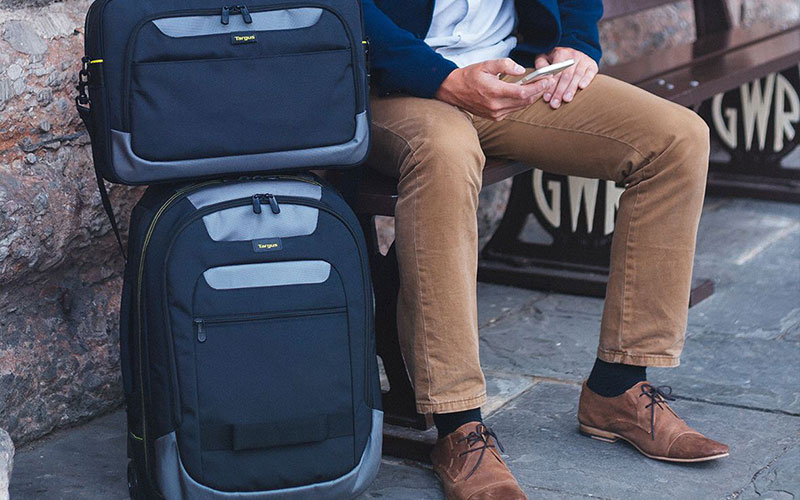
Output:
[0, 428, 12, 500]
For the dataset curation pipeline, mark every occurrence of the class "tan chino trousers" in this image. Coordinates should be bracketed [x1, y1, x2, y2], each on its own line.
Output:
[367, 75, 710, 414]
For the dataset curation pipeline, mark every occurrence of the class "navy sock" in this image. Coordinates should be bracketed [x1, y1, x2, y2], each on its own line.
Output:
[433, 408, 482, 438]
[586, 358, 647, 397]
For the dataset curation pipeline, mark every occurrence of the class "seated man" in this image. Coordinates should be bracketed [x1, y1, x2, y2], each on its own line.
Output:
[362, 0, 730, 498]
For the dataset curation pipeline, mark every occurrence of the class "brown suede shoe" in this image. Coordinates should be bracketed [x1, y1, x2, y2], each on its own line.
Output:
[578, 381, 729, 462]
[430, 422, 528, 500]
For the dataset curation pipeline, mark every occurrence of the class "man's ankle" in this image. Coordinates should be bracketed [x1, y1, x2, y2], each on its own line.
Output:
[586, 358, 647, 397]
[433, 408, 482, 438]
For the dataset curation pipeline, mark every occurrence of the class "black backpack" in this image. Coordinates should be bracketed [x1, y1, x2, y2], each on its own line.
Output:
[121, 174, 382, 499]
[77, 0, 369, 185]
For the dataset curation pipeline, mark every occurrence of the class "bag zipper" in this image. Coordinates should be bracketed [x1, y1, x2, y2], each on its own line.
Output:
[131, 180, 220, 487]
[162, 193, 373, 405]
[121, 2, 363, 131]
[194, 306, 347, 342]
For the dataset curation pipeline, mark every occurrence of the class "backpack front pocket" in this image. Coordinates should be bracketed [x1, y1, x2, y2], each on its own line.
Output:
[179, 260, 358, 491]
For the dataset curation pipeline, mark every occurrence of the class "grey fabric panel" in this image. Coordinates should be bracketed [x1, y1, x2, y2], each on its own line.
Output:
[203, 261, 331, 290]
[154, 410, 383, 499]
[186, 180, 321, 208]
[201, 205, 319, 242]
[152, 9, 323, 38]
[110, 112, 368, 184]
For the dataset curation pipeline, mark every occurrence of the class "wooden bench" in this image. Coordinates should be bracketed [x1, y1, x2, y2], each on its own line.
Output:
[353, 0, 800, 456]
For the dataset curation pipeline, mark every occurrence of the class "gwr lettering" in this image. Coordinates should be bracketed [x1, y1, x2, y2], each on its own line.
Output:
[712, 66, 800, 152]
[532, 169, 623, 235]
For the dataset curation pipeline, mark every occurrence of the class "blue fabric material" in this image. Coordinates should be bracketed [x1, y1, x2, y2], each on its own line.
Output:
[364, 0, 603, 97]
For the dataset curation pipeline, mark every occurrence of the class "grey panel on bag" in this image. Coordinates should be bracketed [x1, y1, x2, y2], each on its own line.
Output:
[204, 261, 331, 290]
[201, 205, 319, 241]
[186, 179, 323, 241]
[154, 410, 383, 499]
[110, 112, 368, 184]
[186, 180, 322, 208]
[152, 9, 323, 38]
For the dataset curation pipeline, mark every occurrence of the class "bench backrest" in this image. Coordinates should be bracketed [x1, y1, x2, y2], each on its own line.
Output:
[602, 0, 737, 37]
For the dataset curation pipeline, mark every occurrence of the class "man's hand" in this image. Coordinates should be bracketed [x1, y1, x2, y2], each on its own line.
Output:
[535, 47, 598, 109]
[435, 58, 554, 121]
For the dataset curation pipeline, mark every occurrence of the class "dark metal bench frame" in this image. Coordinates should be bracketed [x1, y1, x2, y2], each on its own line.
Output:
[354, 0, 800, 453]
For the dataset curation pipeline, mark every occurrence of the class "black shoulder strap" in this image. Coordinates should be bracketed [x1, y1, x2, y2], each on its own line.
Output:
[93, 165, 127, 260]
[76, 59, 127, 261]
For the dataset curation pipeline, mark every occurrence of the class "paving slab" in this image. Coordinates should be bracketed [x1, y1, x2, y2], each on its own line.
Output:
[9, 410, 127, 500]
[485, 381, 800, 500]
[483, 371, 537, 416]
[651, 332, 800, 414]
[360, 459, 443, 500]
[477, 282, 547, 328]
[478, 303, 603, 383]
[732, 444, 800, 500]
[479, 304, 800, 414]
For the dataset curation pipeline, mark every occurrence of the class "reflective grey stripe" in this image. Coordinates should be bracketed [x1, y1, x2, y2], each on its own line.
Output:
[154, 410, 383, 499]
[201, 205, 319, 242]
[110, 112, 368, 184]
[152, 8, 323, 38]
[203, 261, 331, 290]
[186, 180, 322, 208]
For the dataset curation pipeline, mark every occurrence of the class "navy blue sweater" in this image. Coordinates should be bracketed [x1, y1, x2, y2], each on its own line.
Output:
[364, 0, 603, 97]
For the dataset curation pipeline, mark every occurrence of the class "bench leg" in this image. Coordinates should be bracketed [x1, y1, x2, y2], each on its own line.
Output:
[359, 215, 432, 430]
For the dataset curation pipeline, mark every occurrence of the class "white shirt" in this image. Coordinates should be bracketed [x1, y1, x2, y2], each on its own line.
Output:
[424, 0, 518, 68]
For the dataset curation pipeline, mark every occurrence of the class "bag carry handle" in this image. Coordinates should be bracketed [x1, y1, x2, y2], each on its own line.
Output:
[76, 56, 127, 261]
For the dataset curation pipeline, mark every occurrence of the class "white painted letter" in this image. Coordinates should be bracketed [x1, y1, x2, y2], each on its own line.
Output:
[533, 169, 561, 229]
[711, 93, 738, 149]
[741, 73, 776, 151]
[567, 176, 599, 233]
[604, 181, 624, 235]
[773, 72, 799, 152]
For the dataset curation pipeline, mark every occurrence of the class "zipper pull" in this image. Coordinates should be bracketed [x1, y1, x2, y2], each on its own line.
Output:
[239, 5, 253, 23]
[266, 194, 280, 214]
[251, 194, 262, 214]
[221, 6, 230, 25]
[195, 319, 207, 343]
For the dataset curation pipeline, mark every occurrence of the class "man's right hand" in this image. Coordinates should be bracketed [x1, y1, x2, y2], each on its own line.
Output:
[435, 58, 554, 121]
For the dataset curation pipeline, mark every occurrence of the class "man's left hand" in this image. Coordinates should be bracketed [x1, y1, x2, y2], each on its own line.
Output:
[534, 47, 598, 109]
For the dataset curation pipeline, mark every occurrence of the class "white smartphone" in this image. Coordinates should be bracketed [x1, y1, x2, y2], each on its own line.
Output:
[517, 59, 575, 85]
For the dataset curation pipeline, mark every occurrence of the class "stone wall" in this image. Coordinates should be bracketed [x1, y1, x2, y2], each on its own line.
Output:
[0, 0, 798, 449]
[0, 0, 142, 446]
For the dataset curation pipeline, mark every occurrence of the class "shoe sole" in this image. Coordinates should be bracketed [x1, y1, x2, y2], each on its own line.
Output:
[578, 423, 730, 463]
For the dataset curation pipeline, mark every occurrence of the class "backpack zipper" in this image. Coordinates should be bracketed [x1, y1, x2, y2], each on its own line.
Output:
[131, 180, 220, 488]
[194, 307, 347, 342]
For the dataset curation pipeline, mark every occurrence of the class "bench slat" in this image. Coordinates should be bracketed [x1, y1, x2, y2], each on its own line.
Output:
[633, 25, 800, 106]
[604, 22, 800, 85]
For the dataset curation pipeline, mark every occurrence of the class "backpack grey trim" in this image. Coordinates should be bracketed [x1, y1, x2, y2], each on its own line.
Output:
[200, 205, 319, 242]
[110, 112, 368, 184]
[186, 180, 322, 208]
[152, 8, 323, 38]
[203, 261, 332, 290]
[154, 410, 383, 499]
[187, 179, 323, 241]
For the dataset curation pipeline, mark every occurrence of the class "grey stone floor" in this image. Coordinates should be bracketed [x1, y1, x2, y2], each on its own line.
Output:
[9, 197, 800, 499]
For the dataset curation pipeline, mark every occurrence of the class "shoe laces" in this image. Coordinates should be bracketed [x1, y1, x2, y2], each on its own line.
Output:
[456, 423, 505, 479]
[639, 383, 676, 440]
